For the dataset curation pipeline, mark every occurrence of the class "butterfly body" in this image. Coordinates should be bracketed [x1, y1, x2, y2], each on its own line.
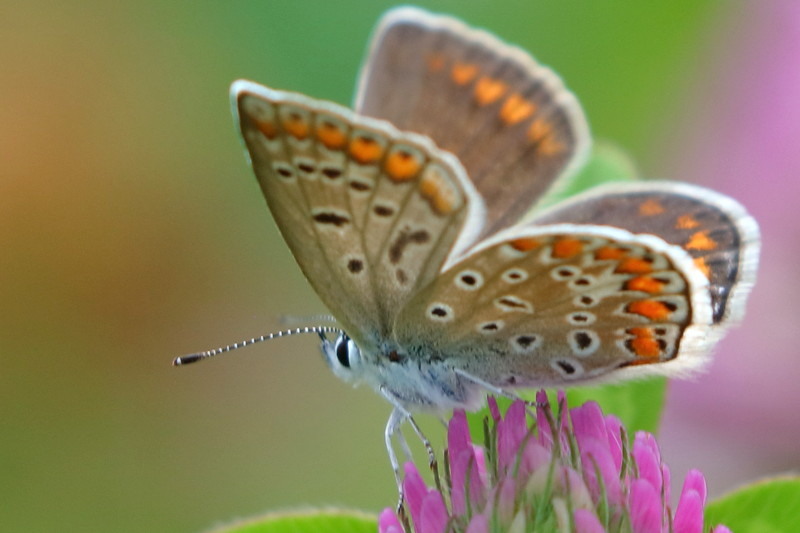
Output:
[223, 7, 759, 475]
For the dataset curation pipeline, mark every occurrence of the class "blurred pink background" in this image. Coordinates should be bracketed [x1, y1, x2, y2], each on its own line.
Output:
[657, 0, 800, 495]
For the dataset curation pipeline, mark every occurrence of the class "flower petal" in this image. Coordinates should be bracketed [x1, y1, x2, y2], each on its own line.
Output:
[517, 441, 551, 481]
[673, 489, 703, 533]
[496, 478, 517, 525]
[580, 439, 622, 506]
[633, 432, 664, 496]
[403, 462, 428, 529]
[680, 469, 707, 504]
[629, 478, 662, 533]
[465, 513, 489, 533]
[673, 470, 707, 533]
[448, 410, 471, 462]
[535, 390, 555, 447]
[469, 444, 488, 508]
[604, 415, 623, 471]
[574, 508, 606, 533]
[419, 490, 449, 533]
[487, 396, 501, 422]
[497, 400, 527, 473]
[448, 410, 473, 515]
[378, 508, 403, 533]
[571, 402, 607, 449]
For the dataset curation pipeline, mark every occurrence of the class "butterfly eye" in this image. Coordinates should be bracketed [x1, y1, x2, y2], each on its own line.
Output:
[335, 335, 352, 369]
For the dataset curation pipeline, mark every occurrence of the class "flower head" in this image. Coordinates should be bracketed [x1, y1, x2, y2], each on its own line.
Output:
[380, 392, 730, 533]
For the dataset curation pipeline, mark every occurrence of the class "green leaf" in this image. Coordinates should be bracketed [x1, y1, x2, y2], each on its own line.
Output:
[208, 508, 377, 533]
[534, 141, 638, 210]
[561, 378, 667, 434]
[466, 378, 666, 444]
[705, 477, 800, 532]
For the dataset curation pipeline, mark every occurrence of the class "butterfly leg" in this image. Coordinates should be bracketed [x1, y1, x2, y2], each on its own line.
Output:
[384, 406, 407, 491]
[405, 413, 442, 492]
[454, 368, 546, 410]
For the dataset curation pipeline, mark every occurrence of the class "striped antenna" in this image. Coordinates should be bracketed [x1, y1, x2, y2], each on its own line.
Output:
[172, 326, 342, 366]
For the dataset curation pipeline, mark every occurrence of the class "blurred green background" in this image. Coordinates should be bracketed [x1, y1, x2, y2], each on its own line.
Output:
[5, 1, 795, 532]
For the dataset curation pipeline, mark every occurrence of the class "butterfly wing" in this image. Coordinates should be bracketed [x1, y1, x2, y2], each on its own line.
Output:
[354, 7, 591, 236]
[529, 182, 760, 325]
[392, 225, 715, 388]
[232, 81, 485, 348]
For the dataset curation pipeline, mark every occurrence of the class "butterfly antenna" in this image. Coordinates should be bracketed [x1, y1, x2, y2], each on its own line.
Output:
[278, 313, 337, 325]
[172, 326, 342, 366]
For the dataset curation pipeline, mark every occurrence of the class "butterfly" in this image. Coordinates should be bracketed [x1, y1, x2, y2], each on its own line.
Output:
[177, 7, 759, 479]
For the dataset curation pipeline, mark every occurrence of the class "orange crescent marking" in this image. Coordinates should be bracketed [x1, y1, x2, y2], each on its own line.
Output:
[552, 238, 584, 258]
[500, 94, 536, 125]
[451, 62, 478, 85]
[686, 230, 718, 251]
[510, 238, 540, 252]
[625, 276, 665, 294]
[349, 136, 383, 165]
[693, 257, 711, 278]
[385, 150, 421, 181]
[631, 337, 662, 359]
[627, 300, 671, 321]
[282, 115, 309, 140]
[676, 214, 700, 229]
[316, 122, 347, 150]
[639, 199, 665, 216]
[419, 172, 457, 215]
[537, 136, 564, 156]
[615, 258, 654, 275]
[256, 120, 278, 139]
[474, 77, 508, 105]
[527, 119, 552, 142]
[595, 246, 627, 260]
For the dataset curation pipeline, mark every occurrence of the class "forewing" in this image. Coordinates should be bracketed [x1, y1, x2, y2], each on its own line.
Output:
[529, 182, 760, 325]
[393, 225, 714, 388]
[355, 7, 590, 236]
[232, 81, 484, 347]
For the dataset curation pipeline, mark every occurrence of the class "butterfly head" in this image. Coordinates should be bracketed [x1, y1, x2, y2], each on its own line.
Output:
[320, 332, 365, 384]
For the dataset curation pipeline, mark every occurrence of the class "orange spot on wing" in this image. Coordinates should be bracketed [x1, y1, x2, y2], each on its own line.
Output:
[420, 171, 457, 215]
[676, 214, 700, 229]
[527, 119, 552, 142]
[432, 191, 457, 214]
[595, 246, 627, 260]
[282, 113, 309, 140]
[509, 238, 540, 252]
[538, 137, 564, 156]
[625, 327, 665, 360]
[385, 150, 421, 181]
[474, 77, 508, 105]
[552, 238, 584, 258]
[255, 120, 278, 139]
[527, 119, 563, 155]
[627, 327, 652, 337]
[451, 62, 478, 85]
[639, 199, 665, 216]
[349, 136, 383, 165]
[316, 121, 347, 150]
[686, 230, 718, 251]
[615, 258, 654, 274]
[625, 276, 665, 294]
[693, 257, 711, 278]
[631, 337, 662, 359]
[626, 300, 672, 321]
[500, 94, 536, 125]
[427, 53, 445, 72]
